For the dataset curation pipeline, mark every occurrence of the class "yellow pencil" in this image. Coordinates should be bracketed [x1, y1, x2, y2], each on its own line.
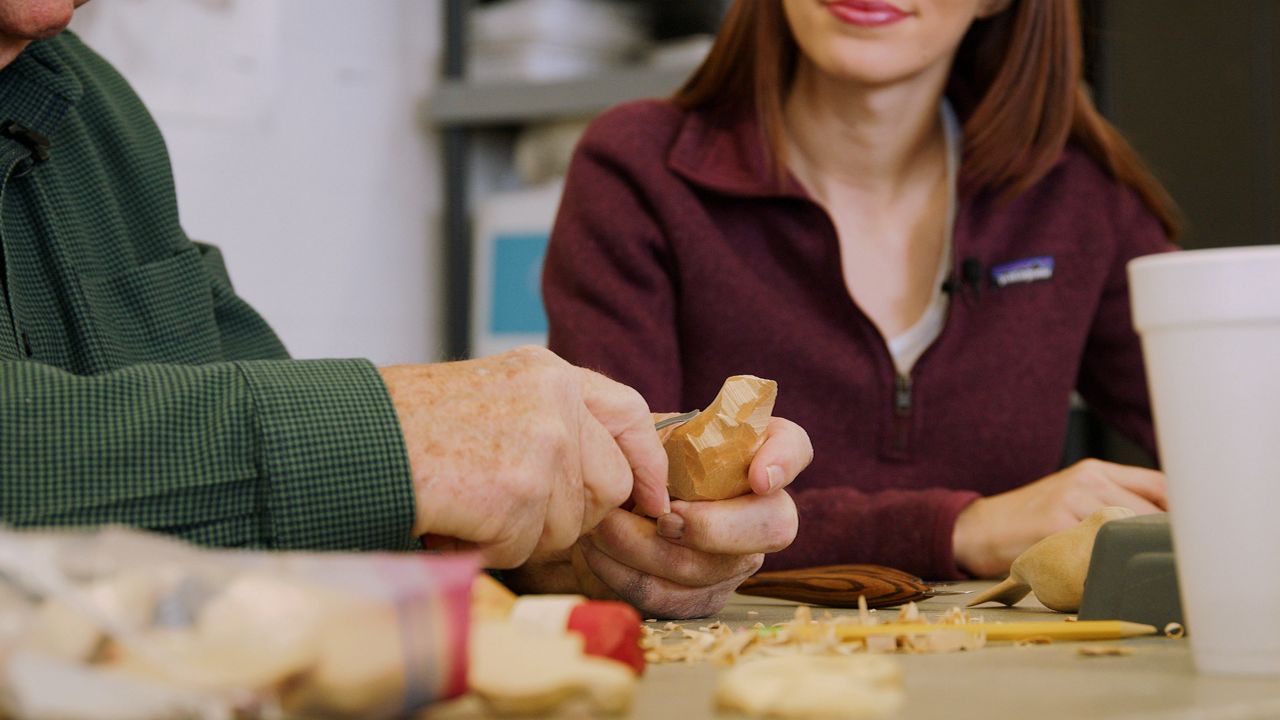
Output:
[815, 620, 1156, 643]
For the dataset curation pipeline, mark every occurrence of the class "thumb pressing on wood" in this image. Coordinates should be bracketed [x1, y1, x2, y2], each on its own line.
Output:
[746, 417, 813, 495]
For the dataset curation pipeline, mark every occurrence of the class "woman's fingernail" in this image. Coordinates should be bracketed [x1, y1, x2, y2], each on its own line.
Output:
[767, 465, 784, 492]
[656, 512, 685, 540]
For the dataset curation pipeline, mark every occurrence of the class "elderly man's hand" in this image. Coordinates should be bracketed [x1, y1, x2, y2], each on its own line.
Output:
[378, 346, 669, 569]
[507, 417, 812, 619]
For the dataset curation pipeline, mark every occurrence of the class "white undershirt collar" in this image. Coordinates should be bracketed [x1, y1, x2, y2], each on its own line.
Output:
[886, 99, 962, 376]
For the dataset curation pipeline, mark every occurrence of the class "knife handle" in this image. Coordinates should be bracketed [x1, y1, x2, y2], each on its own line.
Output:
[736, 564, 930, 609]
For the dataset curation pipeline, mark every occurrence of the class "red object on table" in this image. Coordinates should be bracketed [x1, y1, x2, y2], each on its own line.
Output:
[567, 601, 646, 675]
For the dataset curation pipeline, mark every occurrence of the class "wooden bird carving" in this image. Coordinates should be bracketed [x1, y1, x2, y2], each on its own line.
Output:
[967, 506, 1136, 613]
[659, 375, 777, 502]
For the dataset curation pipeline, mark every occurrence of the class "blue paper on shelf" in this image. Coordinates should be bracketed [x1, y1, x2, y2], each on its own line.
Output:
[488, 232, 549, 335]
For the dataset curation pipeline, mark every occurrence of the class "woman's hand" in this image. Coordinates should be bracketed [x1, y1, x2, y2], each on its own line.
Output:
[952, 459, 1167, 578]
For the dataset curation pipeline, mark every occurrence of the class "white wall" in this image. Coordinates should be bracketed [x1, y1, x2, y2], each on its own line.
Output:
[71, 0, 444, 364]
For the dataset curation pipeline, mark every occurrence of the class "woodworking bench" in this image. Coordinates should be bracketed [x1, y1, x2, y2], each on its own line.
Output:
[426, 581, 1280, 719]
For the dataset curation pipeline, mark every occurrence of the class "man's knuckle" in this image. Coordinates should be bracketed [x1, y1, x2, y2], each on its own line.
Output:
[528, 419, 570, 454]
[512, 344, 554, 364]
[764, 521, 798, 552]
[597, 468, 631, 508]
[799, 428, 816, 464]
[642, 593, 702, 620]
[506, 471, 549, 507]
[762, 496, 799, 551]
[623, 573, 656, 609]
[619, 383, 648, 413]
[668, 554, 708, 586]
[525, 363, 567, 398]
[683, 590, 733, 619]
[589, 513, 623, 547]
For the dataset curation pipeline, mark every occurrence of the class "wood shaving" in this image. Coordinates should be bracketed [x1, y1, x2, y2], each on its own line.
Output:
[640, 603, 989, 665]
[1077, 645, 1135, 657]
[1164, 622, 1185, 639]
[895, 604, 920, 623]
[864, 635, 897, 654]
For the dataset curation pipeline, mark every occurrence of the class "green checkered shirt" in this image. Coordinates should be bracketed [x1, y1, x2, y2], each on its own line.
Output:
[0, 32, 418, 551]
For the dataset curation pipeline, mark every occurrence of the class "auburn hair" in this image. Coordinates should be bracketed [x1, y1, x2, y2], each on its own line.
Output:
[672, 0, 1180, 238]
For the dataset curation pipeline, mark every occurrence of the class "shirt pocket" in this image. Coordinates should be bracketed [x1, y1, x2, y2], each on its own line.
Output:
[81, 246, 224, 366]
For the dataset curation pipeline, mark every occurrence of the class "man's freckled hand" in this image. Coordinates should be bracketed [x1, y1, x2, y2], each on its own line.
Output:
[378, 346, 666, 569]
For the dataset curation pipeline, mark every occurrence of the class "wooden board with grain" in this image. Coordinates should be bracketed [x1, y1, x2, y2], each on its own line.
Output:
[736, 564, 931, 609]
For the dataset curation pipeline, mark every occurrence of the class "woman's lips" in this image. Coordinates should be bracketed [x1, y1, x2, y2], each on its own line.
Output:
[825, 0, 911, 27]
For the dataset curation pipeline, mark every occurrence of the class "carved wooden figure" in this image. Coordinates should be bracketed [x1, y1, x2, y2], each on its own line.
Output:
[967, 506, 1136, 613]
[660, 375, 777, 502]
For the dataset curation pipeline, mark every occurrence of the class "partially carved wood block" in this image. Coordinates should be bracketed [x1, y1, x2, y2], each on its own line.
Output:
[661, 375, 777, 502]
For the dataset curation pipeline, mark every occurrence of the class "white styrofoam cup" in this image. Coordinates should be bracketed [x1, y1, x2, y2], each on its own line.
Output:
[1129, 245, 1280, 676]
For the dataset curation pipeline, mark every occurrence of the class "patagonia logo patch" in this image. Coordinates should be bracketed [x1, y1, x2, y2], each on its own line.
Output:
[991, 256, 1054, 288]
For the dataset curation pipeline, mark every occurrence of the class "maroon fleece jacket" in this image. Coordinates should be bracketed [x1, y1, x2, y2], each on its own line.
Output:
[542, 100, 1174, 580]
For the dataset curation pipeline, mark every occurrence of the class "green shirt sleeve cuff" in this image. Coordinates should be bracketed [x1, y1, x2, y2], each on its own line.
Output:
[234, 358, 417, 551]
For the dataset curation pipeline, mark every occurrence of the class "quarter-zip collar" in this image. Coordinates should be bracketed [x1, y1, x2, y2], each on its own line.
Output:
[665, 99, 986, 464]
[666, 103, 811, 201]
[665, 98, 988, 203]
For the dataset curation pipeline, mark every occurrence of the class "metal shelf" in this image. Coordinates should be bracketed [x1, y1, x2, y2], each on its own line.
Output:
[425, 63, 698, 126]
[435, 0, 714, 358]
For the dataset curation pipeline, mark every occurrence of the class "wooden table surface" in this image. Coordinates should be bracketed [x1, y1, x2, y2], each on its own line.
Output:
[427, 582, 1280, 719]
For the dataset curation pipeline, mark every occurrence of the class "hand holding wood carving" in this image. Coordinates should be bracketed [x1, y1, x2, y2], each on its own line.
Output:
[379, 346, 669, 569]
[571, 377, 810, 618]
[570, 412, 809, 618]
[504, 376, 812, 619]
[660, 376, 779, 501]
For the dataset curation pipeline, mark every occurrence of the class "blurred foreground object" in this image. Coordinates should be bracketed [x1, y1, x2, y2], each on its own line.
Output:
[468, 619, 635, 715]
[471, 576, 645, 674]
[0, 527, 475, 719]
[716, 654, 903, 719]
[660, 375, 777, 501]
[443, 578, 640, 716]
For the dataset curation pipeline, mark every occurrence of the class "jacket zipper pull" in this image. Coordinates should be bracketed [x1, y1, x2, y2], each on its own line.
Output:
[893, 374, 913, 452]
[894, 375, 913, 415]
